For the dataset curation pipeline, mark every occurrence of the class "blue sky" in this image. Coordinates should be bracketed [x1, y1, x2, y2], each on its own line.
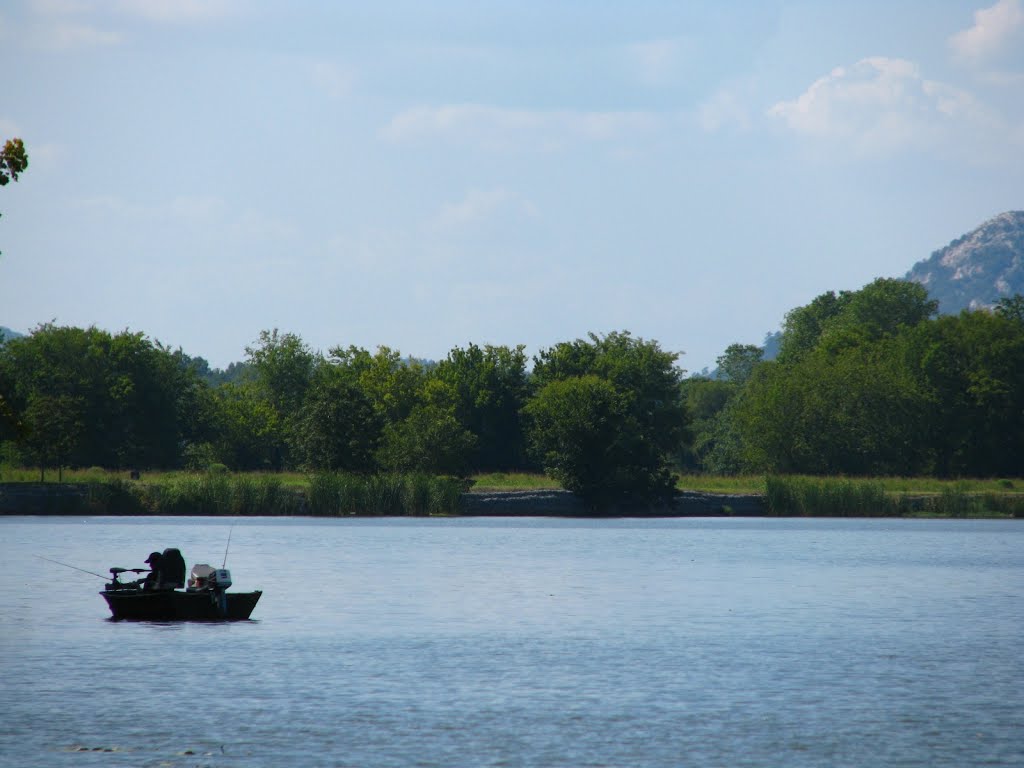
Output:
[2, 1, 1023, 372]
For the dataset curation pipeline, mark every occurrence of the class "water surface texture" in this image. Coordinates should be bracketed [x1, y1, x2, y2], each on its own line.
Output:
[2, 516, 1022, 767]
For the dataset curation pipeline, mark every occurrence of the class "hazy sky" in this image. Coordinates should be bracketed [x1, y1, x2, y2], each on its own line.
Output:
[2, 1, 1023, 372]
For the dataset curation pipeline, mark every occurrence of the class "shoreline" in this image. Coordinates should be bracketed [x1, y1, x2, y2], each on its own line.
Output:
[1, 482, 1020, 518]
[0, 481, 764, 517]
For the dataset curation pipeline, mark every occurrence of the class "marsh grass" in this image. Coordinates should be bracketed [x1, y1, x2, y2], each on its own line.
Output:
[914, 483, 1024, 518]
[764, 475, 905, 517]
[306, 472, 467, 516]
[4, 465, 1021, 517]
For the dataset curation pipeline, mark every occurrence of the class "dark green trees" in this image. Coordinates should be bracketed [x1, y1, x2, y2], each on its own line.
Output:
[525, 332, 686, 507]
[0, 325, 205, 475]
[698, 282, 1024, 478]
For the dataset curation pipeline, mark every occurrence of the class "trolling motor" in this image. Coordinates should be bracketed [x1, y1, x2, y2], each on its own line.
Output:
[105, 567, 147, 591]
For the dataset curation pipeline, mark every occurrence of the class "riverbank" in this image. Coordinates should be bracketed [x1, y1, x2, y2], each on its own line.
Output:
[0, 482, 764, 517]
[3, 480, 1021, 518]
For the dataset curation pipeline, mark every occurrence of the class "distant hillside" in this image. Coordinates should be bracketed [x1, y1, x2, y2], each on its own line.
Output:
[0, 326, 23, 343]
[905, 211, 1024, 313]
[734, 211, 1024, 371]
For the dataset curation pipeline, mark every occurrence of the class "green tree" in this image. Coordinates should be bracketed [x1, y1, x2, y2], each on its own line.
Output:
[0, 324, 203, 469]
[21, 393, 85, 481]
[733, 339, 930, 475]
[207, 382, 281, 470]
[527, 331, 686, 507]
[994, 294, 1024, 325]
[1, 138, 28, 256]
[433, 343, 531, 470]
[246, 329, 318, 417]
[715, 343, 763, 385]
[777, 278, 937, 363]
[376, 379, 477, 476]
[328, 344, 425, 425]
[289, 367, 381, 472]
[679, 376, 743, 473]
[0, 139, 28, 186]
[906, 310, 1024, 476]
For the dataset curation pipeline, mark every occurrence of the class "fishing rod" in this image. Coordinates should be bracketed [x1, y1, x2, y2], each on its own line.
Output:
[34, 555, 111, 581]
[222, 522, 234, 569]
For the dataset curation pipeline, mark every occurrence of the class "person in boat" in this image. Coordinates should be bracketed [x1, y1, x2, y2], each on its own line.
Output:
[142, 551, 163, 591]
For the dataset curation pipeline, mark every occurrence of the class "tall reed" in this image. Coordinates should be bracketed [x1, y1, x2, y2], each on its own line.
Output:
[307, 472, 466, 516]
[764, 475, 902, 517]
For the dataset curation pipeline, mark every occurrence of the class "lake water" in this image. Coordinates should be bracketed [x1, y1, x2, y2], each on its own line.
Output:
[1, 516, 1022, 768]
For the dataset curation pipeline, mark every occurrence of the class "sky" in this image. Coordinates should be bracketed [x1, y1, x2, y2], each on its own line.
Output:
[2, 0, 1023, 373]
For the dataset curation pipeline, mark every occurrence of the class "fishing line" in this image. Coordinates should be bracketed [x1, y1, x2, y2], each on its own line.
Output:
[34, 555, 109, 580]
[222, 522, 234, 569]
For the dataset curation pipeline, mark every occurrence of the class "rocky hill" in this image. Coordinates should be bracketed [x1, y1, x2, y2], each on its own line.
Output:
[0, 326, 23, 343]
[905, 211, 1024, 313]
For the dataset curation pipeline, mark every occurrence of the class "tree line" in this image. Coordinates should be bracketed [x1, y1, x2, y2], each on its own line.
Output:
[684, 280, 1024, 479]
[1, 279, 1022, 507]
[0, 327, 684, 506]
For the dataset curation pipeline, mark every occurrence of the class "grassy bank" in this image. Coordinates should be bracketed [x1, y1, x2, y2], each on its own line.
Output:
[764, 475, 1024, 518]
[2, 467, 1022, 517]
[0, 472, 467, 516]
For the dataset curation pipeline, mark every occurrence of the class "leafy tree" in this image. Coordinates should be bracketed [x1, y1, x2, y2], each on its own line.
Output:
[0, 325, 197, 469]
[994, 294, 1024, 325]
[527, 331, 686, 507]
[819, 278, 937, 351]
[289, 367, 380, 472]
[777, 278, 937, 363]
[328, 344, 425, 425]
[906, 310, 1024, 476]
[433, 343, 531, 470]
[21, 393, 86, 481]
[777, 290, 851, 363]
[1, 138, 28, 256]
[207, 382, 281, 470]
[715, 343, 763, 385]
[0, 139, 28, 186]
[524, 375, 637, 503]
[732, 340, 930, 475]
[679, 376, 743, 473]
[376, 379, 476, 476]
[246, 329, 318, 417]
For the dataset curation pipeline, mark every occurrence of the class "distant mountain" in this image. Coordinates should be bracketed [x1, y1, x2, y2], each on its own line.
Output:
[0, 326, 24, 343]
[905, 211, 1024, 313]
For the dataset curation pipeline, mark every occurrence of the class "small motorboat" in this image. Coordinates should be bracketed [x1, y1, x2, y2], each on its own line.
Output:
[100, 548, 262, 621]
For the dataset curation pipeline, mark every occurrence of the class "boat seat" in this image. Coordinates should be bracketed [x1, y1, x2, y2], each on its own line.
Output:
[161, 548, 186, 589]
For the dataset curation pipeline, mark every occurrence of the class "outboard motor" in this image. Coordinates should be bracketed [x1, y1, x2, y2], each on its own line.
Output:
[188, 563, 216, 590]
[161, 548, 186, 589]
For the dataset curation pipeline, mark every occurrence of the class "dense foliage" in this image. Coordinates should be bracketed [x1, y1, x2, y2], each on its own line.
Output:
[526, 332, 686, 507]
[687, 280, 1024, 478]
[2, 280, 1022, 503]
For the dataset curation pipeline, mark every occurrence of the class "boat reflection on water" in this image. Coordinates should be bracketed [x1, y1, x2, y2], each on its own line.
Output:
[100, 548, 261, 621]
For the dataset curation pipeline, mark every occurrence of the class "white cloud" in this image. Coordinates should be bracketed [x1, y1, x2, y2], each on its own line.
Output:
[383, 105, 662, 152]
[767, 57, 994, 153]
[950, 0, 1024, 61]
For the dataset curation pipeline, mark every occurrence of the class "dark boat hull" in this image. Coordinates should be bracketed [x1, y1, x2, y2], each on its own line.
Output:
[101, 588, 262, 621]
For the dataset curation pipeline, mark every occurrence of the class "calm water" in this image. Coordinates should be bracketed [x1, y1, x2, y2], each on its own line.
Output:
[1, 516, 1022, 768]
